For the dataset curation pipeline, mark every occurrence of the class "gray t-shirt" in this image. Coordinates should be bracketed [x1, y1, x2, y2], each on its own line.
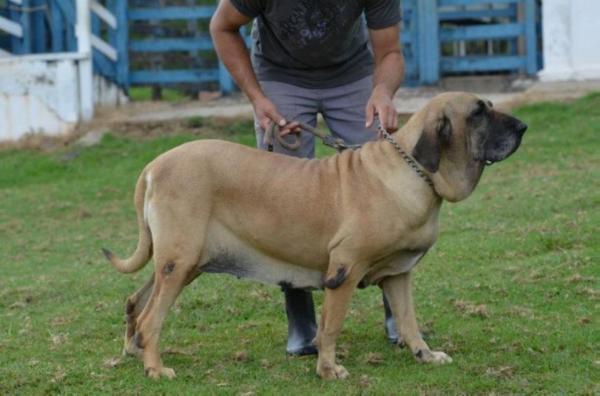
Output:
[229, 0, 401, 88]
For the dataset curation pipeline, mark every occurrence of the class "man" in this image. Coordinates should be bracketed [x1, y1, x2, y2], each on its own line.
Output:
[210, 0, 405, 355]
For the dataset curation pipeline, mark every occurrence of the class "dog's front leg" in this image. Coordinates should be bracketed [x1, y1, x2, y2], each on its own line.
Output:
[314, 285, 353, 379]
[315, 261, 364, 380]
[381, 272, 452, 365]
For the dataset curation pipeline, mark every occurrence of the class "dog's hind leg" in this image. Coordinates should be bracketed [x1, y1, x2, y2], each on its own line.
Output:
[131, 208, 205, 379]
[381, 272, 452, 365]
[132, 247, 200, 380]
[123, 273, 155, 357]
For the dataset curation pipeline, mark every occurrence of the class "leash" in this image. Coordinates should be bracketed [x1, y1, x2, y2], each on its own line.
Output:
[264, 122, 362, 152]
[264, 117, 435, 189]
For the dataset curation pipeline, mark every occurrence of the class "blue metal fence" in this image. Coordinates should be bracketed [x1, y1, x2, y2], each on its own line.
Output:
[127, 4, 245, 93]
[0, 0, 128, 87]
[0, 0, 77, 53]
[402, 0, 541, 85]
[90, 0, 128, 86]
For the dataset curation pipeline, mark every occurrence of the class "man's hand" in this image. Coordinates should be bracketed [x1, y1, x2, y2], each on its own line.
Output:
[366, 24, 404, 134]
[365, 86, 398, 132]
[253, 95, 301, 135]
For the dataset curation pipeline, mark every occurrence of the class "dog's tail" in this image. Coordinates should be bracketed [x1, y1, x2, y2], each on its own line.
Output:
[102, 169, 153, 273]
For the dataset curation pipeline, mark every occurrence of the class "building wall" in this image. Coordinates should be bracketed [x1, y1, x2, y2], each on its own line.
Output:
[0, 53, 126, 142]
[0, 55, 80, 141]
[539, 0, 600, 81]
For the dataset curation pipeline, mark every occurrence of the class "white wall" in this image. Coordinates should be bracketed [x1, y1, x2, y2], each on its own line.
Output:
[94, 74, 128, 108]
[0, 53, 126, 142]
[539, 0, 600, 81]
[0, 54, 80, 140]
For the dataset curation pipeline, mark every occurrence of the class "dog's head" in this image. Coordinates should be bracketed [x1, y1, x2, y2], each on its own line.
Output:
[410, 92, 527, 201]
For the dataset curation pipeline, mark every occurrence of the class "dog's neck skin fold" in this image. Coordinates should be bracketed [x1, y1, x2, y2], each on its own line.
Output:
[386, 117, 483, 203]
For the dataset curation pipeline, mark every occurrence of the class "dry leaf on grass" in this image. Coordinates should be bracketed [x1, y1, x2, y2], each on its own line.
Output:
[568, 273, 594, 283]
[578, 317, 591, 325]
[509, 306, 535, 319]
[103, 356, 122, 368]
[78, 209, 92, 219]
[51, 366, 67, 384]
[486, 366, 514, 378]
[163, 347, 193, 356]
[9, 301, 27, 309]
[359, 374, 370, 388]
[51, 316, 70, 326]
[248, 288, 271, 302]
[454, 299, 489, 318]
[90, 371, 108, 380]
[51, 333, 68, 346]
[364, 352, 384, 365]
[260, 359, 271, 369]
[576, 287, 600, 300]
[233, 350, 249, 362]
[237, 321, 258, 330]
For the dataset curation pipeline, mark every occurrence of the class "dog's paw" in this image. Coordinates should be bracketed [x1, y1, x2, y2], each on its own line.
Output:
[414, 349, 453, 365]
[317, 363, 349, 380]
[145, 366, 176, 380]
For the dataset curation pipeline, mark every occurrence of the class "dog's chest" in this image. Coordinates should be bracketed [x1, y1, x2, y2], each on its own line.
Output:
[361, 250, 426, 286]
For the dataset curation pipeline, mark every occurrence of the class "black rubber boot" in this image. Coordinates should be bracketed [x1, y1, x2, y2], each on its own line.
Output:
[283, 287, 318, 356]
[383, 292, 400, 345]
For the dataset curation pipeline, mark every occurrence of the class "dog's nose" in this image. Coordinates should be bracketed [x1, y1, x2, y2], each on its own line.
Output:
[515, 121, 528, 136]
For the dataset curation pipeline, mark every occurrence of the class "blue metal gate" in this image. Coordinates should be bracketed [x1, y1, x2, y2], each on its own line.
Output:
[0, 0, 128, 87]
[127, 2, 245, 94]
[402, 0, 541, 85]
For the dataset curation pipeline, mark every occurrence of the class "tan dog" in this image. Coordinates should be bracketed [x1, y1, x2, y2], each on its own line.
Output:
[103, 92, 527, 380]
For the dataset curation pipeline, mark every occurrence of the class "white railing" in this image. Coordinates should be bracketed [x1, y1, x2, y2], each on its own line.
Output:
[90, 0, 118, 61]
[0, 16, 23, 38]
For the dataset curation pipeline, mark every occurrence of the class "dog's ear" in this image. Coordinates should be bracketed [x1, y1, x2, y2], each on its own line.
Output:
[412, 114, 452, 173]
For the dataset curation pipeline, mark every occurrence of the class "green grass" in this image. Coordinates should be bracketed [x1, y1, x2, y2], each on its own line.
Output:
[129, 86, 188, 102]
[1, 95, 599, 394]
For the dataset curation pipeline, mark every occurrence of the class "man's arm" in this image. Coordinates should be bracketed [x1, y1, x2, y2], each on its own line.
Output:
[210, 0, 291, 131]
[365, 24, 405, 132]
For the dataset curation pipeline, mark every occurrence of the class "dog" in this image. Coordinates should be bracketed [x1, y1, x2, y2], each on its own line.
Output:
[103, 92, 527, 380]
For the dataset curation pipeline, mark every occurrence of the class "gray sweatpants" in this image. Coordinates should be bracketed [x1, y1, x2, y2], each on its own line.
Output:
[255, 75, 377, 157]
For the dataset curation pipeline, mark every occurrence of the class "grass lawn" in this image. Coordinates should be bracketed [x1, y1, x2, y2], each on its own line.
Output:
[128, 86, 188, 102]
[1, 94, 598, 394]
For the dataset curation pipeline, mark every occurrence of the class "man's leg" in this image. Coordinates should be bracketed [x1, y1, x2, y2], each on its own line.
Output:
[255, 80, 320, 355]
[319, 75, 400, 344]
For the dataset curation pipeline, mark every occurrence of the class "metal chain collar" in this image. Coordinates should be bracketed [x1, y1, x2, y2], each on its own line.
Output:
[377, 122, 436, 190]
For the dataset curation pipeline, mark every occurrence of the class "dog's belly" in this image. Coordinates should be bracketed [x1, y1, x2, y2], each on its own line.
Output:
[199, 222, 323, 289]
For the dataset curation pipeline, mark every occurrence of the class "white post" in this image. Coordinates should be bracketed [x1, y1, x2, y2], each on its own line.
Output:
[538, 0, 573, 81]
[76, 0, 94, 121]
